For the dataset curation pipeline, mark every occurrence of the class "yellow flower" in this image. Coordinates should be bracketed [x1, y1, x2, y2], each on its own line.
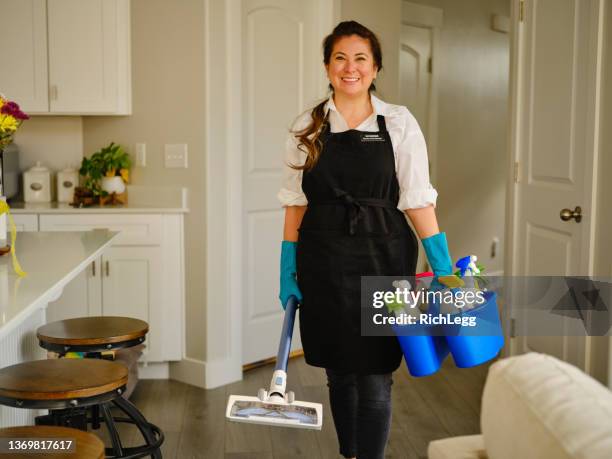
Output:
[105, 168, 116, 178]
[0, 114, 18, 133]
[120, 168, 129, 183]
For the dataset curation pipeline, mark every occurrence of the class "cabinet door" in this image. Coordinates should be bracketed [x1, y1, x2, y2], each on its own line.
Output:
[47, 0, 131, 114]
[12, 214, 38, 232]
[101, 246, 162, 362]
[47, 256, 103, 322]
[0, 0, 48, 113]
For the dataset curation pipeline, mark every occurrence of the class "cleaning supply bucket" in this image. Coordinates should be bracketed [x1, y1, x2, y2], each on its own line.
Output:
[392, 323, 450, 377]
[443, 290, 504, 368]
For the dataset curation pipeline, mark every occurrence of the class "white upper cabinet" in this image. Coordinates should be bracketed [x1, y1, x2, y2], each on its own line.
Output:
[0, 0, 131, 115]
[0, 0, 49, 113]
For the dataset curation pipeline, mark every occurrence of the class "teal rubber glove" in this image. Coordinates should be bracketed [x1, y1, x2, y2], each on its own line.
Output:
[421, 232, 453, 276]
[279, 241, 303, 310]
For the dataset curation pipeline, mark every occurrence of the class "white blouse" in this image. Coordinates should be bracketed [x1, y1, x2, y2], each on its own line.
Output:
[277, 94, 438, 210]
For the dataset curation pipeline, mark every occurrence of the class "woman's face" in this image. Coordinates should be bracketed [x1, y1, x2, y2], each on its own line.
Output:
[326, 34, 378, 98]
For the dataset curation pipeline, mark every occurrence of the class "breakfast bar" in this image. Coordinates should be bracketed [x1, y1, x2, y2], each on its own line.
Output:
[0, 230, 118, 427]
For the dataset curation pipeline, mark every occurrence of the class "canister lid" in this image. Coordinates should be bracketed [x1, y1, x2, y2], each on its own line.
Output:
[28, 161, 50, 172]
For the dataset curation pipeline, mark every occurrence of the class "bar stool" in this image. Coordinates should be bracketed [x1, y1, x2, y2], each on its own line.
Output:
[37, 317, 148, 413]
[36, 316, 148, 356]
[0, 425, 104, 458]
[0, 359, 163, 459]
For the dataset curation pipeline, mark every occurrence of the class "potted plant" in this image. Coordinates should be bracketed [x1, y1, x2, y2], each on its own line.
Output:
[79, 142, 131, 199]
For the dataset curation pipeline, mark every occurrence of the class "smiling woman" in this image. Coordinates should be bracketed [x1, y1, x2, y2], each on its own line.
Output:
[277, 20, 454, 459]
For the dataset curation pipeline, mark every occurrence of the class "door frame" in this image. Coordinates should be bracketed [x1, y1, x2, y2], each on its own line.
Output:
[203, 0, 339, 389]
[504, 0, 606, 367]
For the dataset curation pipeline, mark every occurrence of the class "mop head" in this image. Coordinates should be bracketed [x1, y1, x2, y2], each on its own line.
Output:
[226, 394, 322, 430]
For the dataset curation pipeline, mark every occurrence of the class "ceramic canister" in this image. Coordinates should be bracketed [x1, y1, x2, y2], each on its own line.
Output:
[23, 162, 52, 203]
[57, 168, 79, 203]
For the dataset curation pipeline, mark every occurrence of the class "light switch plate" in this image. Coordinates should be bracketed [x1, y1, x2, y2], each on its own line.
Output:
[135, 143, 146, 167]
[164, 144, 188, 168]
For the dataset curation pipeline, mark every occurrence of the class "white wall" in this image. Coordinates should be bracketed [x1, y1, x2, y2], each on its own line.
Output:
[12, 117, 82, 174]
[342, 0, 510, 274]
[82, 0, 207, 365]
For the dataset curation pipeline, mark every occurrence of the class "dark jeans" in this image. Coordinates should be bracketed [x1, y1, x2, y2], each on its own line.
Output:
[325, 369, 393, 459]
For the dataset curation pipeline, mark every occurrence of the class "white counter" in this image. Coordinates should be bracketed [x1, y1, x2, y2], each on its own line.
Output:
[8, 185, 189, 214]
[0, 230, 118, 428]
[0, 231, 118, 339]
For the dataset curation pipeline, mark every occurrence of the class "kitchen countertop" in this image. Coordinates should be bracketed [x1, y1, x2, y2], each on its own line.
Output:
[9, 202, 188, 214]
[8, 185, 189, 214]
[0, 230, 118, 338]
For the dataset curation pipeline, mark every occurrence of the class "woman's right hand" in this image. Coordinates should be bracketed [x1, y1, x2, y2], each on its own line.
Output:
[279, 241, 303, 310]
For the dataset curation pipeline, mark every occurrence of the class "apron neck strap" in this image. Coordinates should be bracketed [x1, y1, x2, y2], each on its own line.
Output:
[376, 115, 387, 133]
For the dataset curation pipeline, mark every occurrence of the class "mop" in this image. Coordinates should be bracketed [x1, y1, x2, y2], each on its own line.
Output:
[225, 295, 323, 429]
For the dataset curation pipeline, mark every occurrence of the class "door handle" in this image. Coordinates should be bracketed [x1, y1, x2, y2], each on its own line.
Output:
[91, 261, 96, 277]
[105, 261, 110, 276]
[560, 206, 582, 223]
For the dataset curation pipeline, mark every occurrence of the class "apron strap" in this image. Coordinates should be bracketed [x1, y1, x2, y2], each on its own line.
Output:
[311, 187, 397, 235]
[376, 115, 387, 133]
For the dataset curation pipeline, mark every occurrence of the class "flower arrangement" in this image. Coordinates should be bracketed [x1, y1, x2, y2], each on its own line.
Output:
[0, 94, 29, 149]
[79, 142, 131, 197]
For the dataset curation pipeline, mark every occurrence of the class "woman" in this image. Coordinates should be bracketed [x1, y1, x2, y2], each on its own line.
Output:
[278, 21, 453, 459]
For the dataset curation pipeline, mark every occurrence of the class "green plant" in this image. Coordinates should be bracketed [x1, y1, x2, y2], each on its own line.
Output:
[79, 142, 131, 196]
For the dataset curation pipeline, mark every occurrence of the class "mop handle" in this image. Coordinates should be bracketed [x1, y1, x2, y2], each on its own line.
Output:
[275, 295, 298, 372]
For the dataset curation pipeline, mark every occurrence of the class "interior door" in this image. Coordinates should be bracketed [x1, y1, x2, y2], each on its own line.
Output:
[509, 0, 603, 369]
[241, 0, 324, 364]
[399, 24, 432, 141]
[399, 10, 437, 273]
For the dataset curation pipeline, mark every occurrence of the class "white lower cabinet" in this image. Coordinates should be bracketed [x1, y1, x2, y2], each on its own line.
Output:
[41, 214, 184, 363]
[11, 214, 39, 232]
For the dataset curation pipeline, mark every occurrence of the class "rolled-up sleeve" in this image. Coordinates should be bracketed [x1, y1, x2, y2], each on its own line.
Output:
[395, 110, 438, 210]
[277, 131, 308, 207]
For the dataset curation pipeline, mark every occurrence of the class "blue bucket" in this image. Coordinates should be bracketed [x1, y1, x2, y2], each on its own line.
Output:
[393, 323, 450, 377]
[443, 290, 504, 368]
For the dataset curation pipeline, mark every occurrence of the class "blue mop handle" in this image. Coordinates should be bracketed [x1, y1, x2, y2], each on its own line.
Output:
[275, 295, 298, 372]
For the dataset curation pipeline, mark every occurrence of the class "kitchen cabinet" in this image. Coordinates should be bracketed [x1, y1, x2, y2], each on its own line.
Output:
[0, 0, 131, 115]
[40, 213, 183, 363]
[11, 214, 39, 232]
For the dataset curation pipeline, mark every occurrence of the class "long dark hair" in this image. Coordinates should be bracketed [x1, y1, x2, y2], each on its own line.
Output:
[291, 21, 383, 172]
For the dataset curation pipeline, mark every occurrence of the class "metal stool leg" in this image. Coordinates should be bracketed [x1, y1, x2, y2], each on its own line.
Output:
[101, 402, 124, 457]
[112, 396, 163, 459]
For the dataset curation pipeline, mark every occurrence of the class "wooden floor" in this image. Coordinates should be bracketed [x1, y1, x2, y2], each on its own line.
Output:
[96, 356, 492, 459]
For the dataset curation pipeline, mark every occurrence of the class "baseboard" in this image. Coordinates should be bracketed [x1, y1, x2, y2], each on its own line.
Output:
[205, 357, 242, 389]
[138, 362, 169, 379]
[169, 357, 207, 389]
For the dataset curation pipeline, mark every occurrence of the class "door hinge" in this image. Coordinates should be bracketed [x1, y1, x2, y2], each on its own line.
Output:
[519, 0, 525, 22]
[427, 57, 432, 73]
[514, 161, 520, 183]
[510, 317, 516, 338]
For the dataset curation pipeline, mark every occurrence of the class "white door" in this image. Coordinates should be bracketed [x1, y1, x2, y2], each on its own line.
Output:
[399, 2, 443, 272]
[102, 246, 163, 362]
[241, 0, 326, 364]
[508, 0, 603, 369]
[0, 0, 48, 113]
[399, 24, 432, 142]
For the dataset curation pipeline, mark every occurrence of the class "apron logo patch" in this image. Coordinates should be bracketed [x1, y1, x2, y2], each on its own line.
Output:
[361, 134, 385, 142]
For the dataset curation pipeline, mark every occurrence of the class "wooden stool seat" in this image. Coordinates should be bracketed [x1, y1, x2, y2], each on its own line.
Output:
[37, 317, 148, 352]
[0, 359, 127, 403]
[0, 425, 104, 458]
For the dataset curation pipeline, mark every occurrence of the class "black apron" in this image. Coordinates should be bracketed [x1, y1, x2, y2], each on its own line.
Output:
[297, 113, 419, 374]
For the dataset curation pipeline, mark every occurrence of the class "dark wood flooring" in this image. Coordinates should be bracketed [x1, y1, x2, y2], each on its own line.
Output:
[96, 356, 492, 458]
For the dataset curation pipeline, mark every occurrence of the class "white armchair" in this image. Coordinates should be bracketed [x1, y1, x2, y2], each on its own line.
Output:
[428, 352, 612, 459]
